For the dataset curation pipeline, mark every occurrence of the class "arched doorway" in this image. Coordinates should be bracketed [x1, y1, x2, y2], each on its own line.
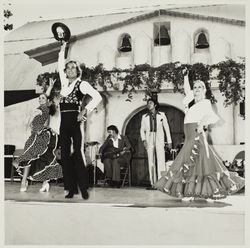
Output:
[125, 105, 185, 186]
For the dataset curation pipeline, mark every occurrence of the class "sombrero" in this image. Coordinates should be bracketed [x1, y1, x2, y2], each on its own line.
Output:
[51, 22, 71, 42]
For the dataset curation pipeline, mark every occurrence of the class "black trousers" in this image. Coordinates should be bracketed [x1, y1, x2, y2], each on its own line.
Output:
[60, 111, 88, 191]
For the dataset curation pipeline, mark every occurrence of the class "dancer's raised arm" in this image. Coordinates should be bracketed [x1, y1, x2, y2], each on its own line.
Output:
[58, 41, 68, 87]
[182, 68, 194, 107]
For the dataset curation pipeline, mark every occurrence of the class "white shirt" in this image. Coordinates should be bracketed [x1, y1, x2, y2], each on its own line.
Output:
[182, 75, 219, 125]
[184, 99, 219, 124]
[111, 134, 121, 148]
[58, 50, 102, 113]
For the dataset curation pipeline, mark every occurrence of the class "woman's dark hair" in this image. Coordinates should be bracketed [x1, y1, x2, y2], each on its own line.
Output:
[39, 93, 57, 116]
[64, 61, 81, 77]
[107, 125, 119, 134]
[49, 102, 57, 116]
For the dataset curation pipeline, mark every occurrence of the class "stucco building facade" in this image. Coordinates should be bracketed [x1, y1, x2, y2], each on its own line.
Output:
[4, 4, 245, 184]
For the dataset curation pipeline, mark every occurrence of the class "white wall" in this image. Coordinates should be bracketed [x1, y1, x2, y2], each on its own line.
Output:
[213, 145, 245, 162]
[68, 15, 244, 68]
[87, 90, 185, 145]
[84, 88, 243, 147]
[4, 10, 245, 151]
[5, 88, 244, 149]
[85, 99, 106, 143]
[104, 91, 145, 135]
[5, 98, 40, 149]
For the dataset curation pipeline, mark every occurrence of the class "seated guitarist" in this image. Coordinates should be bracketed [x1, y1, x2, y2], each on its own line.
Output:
[99, 125, 132, 188]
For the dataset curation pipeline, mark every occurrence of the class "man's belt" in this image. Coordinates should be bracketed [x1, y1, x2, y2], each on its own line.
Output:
[61, 110, 79, 113]
[60, 103, 79, 112]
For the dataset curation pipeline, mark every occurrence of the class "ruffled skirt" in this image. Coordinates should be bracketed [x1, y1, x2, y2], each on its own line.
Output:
[154, 123, 244, 200]
[16, 128, 63, 182]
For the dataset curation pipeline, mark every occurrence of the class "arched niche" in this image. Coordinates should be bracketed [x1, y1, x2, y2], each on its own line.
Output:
[191, 28, 211, 64]
[116, 33, 133, 69]
[193, 28, 210, 53]
[117, 33, 132, 53]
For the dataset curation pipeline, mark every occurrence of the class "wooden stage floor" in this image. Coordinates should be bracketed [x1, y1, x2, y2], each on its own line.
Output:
[5, 181, 244, 208]
[4, 182, 245, 245]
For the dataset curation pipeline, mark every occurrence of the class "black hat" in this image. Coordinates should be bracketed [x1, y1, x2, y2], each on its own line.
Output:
[51, 22, 71, 42]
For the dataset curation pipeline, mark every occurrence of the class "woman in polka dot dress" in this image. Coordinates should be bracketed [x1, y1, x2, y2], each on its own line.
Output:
[13, 92, 63, 192]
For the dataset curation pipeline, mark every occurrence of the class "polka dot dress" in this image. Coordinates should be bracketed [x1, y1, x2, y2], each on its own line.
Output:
[16, 104, 63, 181]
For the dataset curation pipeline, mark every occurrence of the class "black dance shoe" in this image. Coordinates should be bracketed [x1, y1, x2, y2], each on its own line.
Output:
[65, 191, 74, 198]
[81, 189, 89, 200]
[73, 189, 79, 194]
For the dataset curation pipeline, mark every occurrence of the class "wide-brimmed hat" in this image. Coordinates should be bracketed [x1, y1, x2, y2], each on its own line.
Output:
[51, 22, 71, 42]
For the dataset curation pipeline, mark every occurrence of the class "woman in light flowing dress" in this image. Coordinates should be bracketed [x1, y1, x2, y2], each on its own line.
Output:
[154, 69, 244, 201]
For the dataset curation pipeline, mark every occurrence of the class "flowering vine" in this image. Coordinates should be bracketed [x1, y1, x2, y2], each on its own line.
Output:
[36, 59, 245, 106]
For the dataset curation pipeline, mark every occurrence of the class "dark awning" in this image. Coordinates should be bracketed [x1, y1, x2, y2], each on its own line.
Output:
[5, 90, 37, 106]
[24, 36, 76, 65]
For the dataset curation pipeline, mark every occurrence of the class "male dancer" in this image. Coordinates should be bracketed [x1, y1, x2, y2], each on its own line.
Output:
[58, 42, 102, 199]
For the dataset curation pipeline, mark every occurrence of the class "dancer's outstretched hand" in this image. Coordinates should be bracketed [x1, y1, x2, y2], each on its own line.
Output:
[49, 78, 56, 87]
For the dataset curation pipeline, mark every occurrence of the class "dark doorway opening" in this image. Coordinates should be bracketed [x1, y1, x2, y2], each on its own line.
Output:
[125, 105, 184, 186]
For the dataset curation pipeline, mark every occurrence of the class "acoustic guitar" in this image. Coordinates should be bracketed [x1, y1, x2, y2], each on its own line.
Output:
[97, 147, 131, 162]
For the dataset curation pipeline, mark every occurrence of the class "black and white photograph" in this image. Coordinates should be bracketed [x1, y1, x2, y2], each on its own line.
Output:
[2, 0, 248, 246]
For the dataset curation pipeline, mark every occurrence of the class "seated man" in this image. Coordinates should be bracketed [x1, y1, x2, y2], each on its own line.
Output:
[99, 125, 131, 188]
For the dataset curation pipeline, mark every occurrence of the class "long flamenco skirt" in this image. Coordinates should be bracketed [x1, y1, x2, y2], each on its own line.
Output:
[154, 123, 245, 200]
[16, 128, 63, 182]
